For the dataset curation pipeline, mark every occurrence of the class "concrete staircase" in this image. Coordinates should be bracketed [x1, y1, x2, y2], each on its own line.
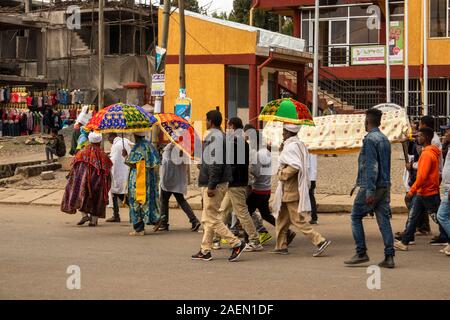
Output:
[71, 30, 91, 56]
[278, 71, 357, 114]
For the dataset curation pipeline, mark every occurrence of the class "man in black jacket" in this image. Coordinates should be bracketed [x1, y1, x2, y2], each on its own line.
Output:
[191, 110, 247, 262]
[225, 117, 263, 252]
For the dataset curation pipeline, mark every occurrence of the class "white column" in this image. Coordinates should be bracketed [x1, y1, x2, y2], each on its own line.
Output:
[423, 0, 429, 115]
[386, 0, 391, 103]
[312, 0, 320, 116]
[404, 0, 409, 109]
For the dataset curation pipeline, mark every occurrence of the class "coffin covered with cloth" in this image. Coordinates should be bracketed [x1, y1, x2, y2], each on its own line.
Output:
[263, 108, 411, 154]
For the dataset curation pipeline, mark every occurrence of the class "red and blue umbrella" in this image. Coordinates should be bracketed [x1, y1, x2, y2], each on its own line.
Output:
[154, 113, 201, 160]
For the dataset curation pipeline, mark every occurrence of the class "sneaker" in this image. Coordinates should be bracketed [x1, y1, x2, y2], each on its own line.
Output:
[259, 232, 272, 245]
[158, 224, 169, 231]
[394, 240, 408, 251]
[445, 246, 450, 256]
[269, 248, 289, 255]
[212, 241, 221, 250]
[129, 230, 145, 236]
[395, 235, 415, 245]
[244, 243, 264, 252]
[228, 242, 247, 262]
[191, 251, 212, 261]
[344, 253, 370, 265]
[287, 230, 296, 246]
[313, 239, 331, 257]
[429, 238, 448, 246]
[190, 221, 201, 232]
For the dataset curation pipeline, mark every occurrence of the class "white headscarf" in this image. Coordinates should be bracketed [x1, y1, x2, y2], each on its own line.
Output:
[283, 123, 301, 133]
[88, 131, 102, 144]
[76, 105, 92, 125]
[134, 132, 147, 137]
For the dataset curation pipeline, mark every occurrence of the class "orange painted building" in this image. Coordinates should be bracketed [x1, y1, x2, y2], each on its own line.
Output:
[159, 9, 313, 128]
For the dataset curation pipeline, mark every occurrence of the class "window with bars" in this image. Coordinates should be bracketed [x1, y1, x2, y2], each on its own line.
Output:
[430, 0, 450, 38]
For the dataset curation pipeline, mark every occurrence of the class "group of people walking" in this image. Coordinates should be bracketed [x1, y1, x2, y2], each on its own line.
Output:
[59, 106, 450, 266]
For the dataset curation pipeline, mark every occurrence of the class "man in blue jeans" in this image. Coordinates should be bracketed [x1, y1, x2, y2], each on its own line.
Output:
[395, 128, 441, 251]
[344, 108, 395, 268]
[436, 123, 450, 256]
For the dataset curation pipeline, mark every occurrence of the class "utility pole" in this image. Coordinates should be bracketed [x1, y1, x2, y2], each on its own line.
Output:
[98, 0, 105, 109]
[422, 0, 428, 115]
[179, 0, 186, 91]
[404, 0, 409, 109]
[24, 0, 32, 13]
[155, 0, 172, 113]
[385, 0, 391, 103]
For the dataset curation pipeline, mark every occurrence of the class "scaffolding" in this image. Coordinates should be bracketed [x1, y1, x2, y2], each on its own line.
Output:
[0, 0, 158, 104]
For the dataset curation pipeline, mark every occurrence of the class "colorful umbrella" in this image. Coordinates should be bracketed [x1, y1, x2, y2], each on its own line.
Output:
[85, 103, 157, 133]
[259, 98, 315, 126]
[154, 113, 201, 160]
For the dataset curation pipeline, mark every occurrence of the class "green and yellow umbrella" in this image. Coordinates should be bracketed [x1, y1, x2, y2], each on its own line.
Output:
[259, 98, 315, 126]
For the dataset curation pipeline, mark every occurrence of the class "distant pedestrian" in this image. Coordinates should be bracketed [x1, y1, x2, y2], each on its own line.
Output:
[45, 128, 66, 163]
[344, 108, 394, 268]
[322, 101, 337, 116]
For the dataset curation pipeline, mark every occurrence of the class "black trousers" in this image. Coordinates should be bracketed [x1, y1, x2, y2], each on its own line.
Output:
[160, 189, 198, 225]
[112, 194, 125, 215]
[309, 181, 318, 221]
[247, 192, 276, 227]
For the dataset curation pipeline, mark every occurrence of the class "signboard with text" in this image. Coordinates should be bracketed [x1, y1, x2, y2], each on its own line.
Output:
[151, 74, 165, 97]
[351, 45, 385, 65]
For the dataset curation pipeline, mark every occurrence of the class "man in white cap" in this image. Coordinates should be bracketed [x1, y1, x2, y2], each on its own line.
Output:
[62, 131, 112, 227]
[270, 123, 331, 256]
[323, 101, 336, 116]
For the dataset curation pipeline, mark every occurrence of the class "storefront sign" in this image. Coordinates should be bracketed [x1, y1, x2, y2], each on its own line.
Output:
[151, 74, 165, 97]
[351, 45, 385, 65]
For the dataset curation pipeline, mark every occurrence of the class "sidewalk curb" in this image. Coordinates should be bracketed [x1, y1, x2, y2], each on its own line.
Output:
[0, 189, 409, 214]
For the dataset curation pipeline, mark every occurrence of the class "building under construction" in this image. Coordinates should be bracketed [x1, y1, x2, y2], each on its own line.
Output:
[0, 0, 157, 105]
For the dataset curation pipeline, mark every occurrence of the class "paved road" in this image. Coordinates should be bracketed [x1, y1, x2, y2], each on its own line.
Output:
[0, 205, 448, 300]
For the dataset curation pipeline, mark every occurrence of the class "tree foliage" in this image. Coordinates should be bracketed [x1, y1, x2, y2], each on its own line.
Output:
[171, 0, 201, 14]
